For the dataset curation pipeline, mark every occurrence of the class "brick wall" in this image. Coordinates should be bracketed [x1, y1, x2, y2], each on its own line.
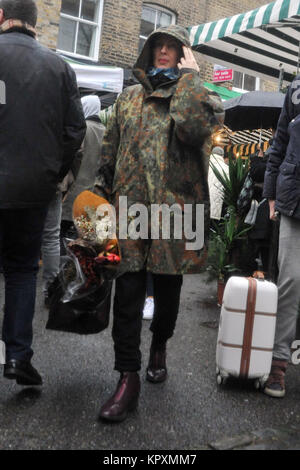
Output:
[100, 0, 273, 70]
[35, 0, 278, 90]
[198, 0, 275, 88]
[99, 0, 268, 68]
[99, 0, 275, 90]
[261, 80, 278, 92]
[35, 0, 61, 50]
[100, 0, 208, 68]
[100, 0, 143, 68]
[202, 0, 267, 22]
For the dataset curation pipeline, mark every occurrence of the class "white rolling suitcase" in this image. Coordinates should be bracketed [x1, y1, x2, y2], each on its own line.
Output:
[216, 275, 278, 389]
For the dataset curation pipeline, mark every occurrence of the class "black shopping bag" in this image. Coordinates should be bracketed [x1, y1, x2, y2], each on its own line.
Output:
[46, 255, 112, 335]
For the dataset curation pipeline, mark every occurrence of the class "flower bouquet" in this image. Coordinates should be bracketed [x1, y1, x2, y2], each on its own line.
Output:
[68, 190, 121, 290]
[52, 190, 121, 304]
[46, 191, 120, 335]
[72, 190, 121, 267]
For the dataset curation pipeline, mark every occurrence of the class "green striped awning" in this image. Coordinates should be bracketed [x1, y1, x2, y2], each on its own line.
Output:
[203, 82, 242, 100]
[188, 0, 300, 85]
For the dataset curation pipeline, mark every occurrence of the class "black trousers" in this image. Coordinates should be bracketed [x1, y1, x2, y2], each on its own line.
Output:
[0, 207, 48, 361]
[112, 270, 183, 372]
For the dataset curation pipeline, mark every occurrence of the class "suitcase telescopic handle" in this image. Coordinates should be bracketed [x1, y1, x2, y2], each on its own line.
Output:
[240, 277, 257, 378]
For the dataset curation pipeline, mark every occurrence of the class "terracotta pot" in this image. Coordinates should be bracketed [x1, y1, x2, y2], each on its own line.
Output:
[217, 279, 225, 307]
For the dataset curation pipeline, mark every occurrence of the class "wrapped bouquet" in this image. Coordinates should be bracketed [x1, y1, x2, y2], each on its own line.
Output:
[54, 190, 121, 303]
[72, 190, 121, 272]
[46, 191, 120, 335]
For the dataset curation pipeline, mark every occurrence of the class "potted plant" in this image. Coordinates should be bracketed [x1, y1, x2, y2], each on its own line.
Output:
[207, 207, 251, 304]
[207, 154, 252, 304]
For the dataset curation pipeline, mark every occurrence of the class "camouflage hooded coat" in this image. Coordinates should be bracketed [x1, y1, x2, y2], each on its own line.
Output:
[94, 25, 224, 274]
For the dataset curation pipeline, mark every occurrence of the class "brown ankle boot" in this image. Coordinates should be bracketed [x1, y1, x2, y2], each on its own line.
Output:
[146, 343, 167, 383]
[99, 372, 140, 422]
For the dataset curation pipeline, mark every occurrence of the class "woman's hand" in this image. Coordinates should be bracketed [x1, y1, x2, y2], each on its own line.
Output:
[177, 46, 200, 72]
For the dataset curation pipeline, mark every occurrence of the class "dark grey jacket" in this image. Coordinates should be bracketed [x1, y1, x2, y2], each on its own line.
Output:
[62, 116, 105, 222]
[0, 30, 86, 209]
[263, 75, 300, 217]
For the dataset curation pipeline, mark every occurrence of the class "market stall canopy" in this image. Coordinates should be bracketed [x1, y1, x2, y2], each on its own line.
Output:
[214, 126, 273, 157]
[214, 125, 273, 147]
[226, 127, 273, 145]
[188, 0, 300, 85]
[224, 139, 272, 158]
[224, 90, 285, 130]
[60, 54, 124, 94]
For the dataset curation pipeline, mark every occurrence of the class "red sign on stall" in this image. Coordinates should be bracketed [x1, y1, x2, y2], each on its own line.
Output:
[213, 67, 233, 82]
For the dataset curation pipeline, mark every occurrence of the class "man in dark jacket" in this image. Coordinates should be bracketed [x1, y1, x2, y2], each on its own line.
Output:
[0, 0, 86, 386]
[263, 75, 300, 398]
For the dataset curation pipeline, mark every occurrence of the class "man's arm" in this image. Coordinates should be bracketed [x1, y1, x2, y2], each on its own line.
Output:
[170, 47, 224, 147]
[59, 66, 86, 181]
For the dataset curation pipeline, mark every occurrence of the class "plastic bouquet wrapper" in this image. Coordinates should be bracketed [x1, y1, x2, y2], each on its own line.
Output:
[46, 191, 121, 335]
[46, 249, 112, 335]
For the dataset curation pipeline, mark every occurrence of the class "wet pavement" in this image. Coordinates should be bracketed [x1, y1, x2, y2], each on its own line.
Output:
[0, 271, 300, 450]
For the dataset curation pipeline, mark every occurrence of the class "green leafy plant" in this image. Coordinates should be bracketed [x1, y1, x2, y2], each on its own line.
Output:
[210, 155, 249, 209]
[207, 208, 251, 281]
[207, 155, 252, 281]
[206, 231, 236, 282]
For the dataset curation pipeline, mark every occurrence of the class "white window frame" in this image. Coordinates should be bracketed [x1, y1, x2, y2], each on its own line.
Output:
[139, 2, 176, 44]
[57, 0, 104, 62]
[232, 71, 260, 93]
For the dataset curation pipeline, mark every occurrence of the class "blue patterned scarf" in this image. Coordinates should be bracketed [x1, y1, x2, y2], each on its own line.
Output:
[147, 67, 180, 80]
[147, 67, 179, 89]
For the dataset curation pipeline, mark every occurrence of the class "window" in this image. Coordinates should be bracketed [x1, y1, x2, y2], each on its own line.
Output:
[139, 3, 176, 51]
[232, 71, 260, 93]
[57, 0, 103, 60]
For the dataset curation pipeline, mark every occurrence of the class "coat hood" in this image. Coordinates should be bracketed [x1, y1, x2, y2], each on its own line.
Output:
[133, 25, 191, 86]
[81, 95, 101, 119]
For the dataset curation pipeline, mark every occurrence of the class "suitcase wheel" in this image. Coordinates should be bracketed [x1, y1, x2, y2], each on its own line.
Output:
[216, 374, 227, 386]
[254, 379, 261, 390]
[254, 376, 268, 390]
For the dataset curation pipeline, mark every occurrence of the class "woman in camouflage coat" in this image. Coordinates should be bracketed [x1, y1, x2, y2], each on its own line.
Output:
[95, 24, 224, 422]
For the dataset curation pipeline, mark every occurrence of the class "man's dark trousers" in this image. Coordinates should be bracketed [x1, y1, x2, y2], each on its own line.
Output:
[0, 207, 48, 362]
[112, 270, 183, 372]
